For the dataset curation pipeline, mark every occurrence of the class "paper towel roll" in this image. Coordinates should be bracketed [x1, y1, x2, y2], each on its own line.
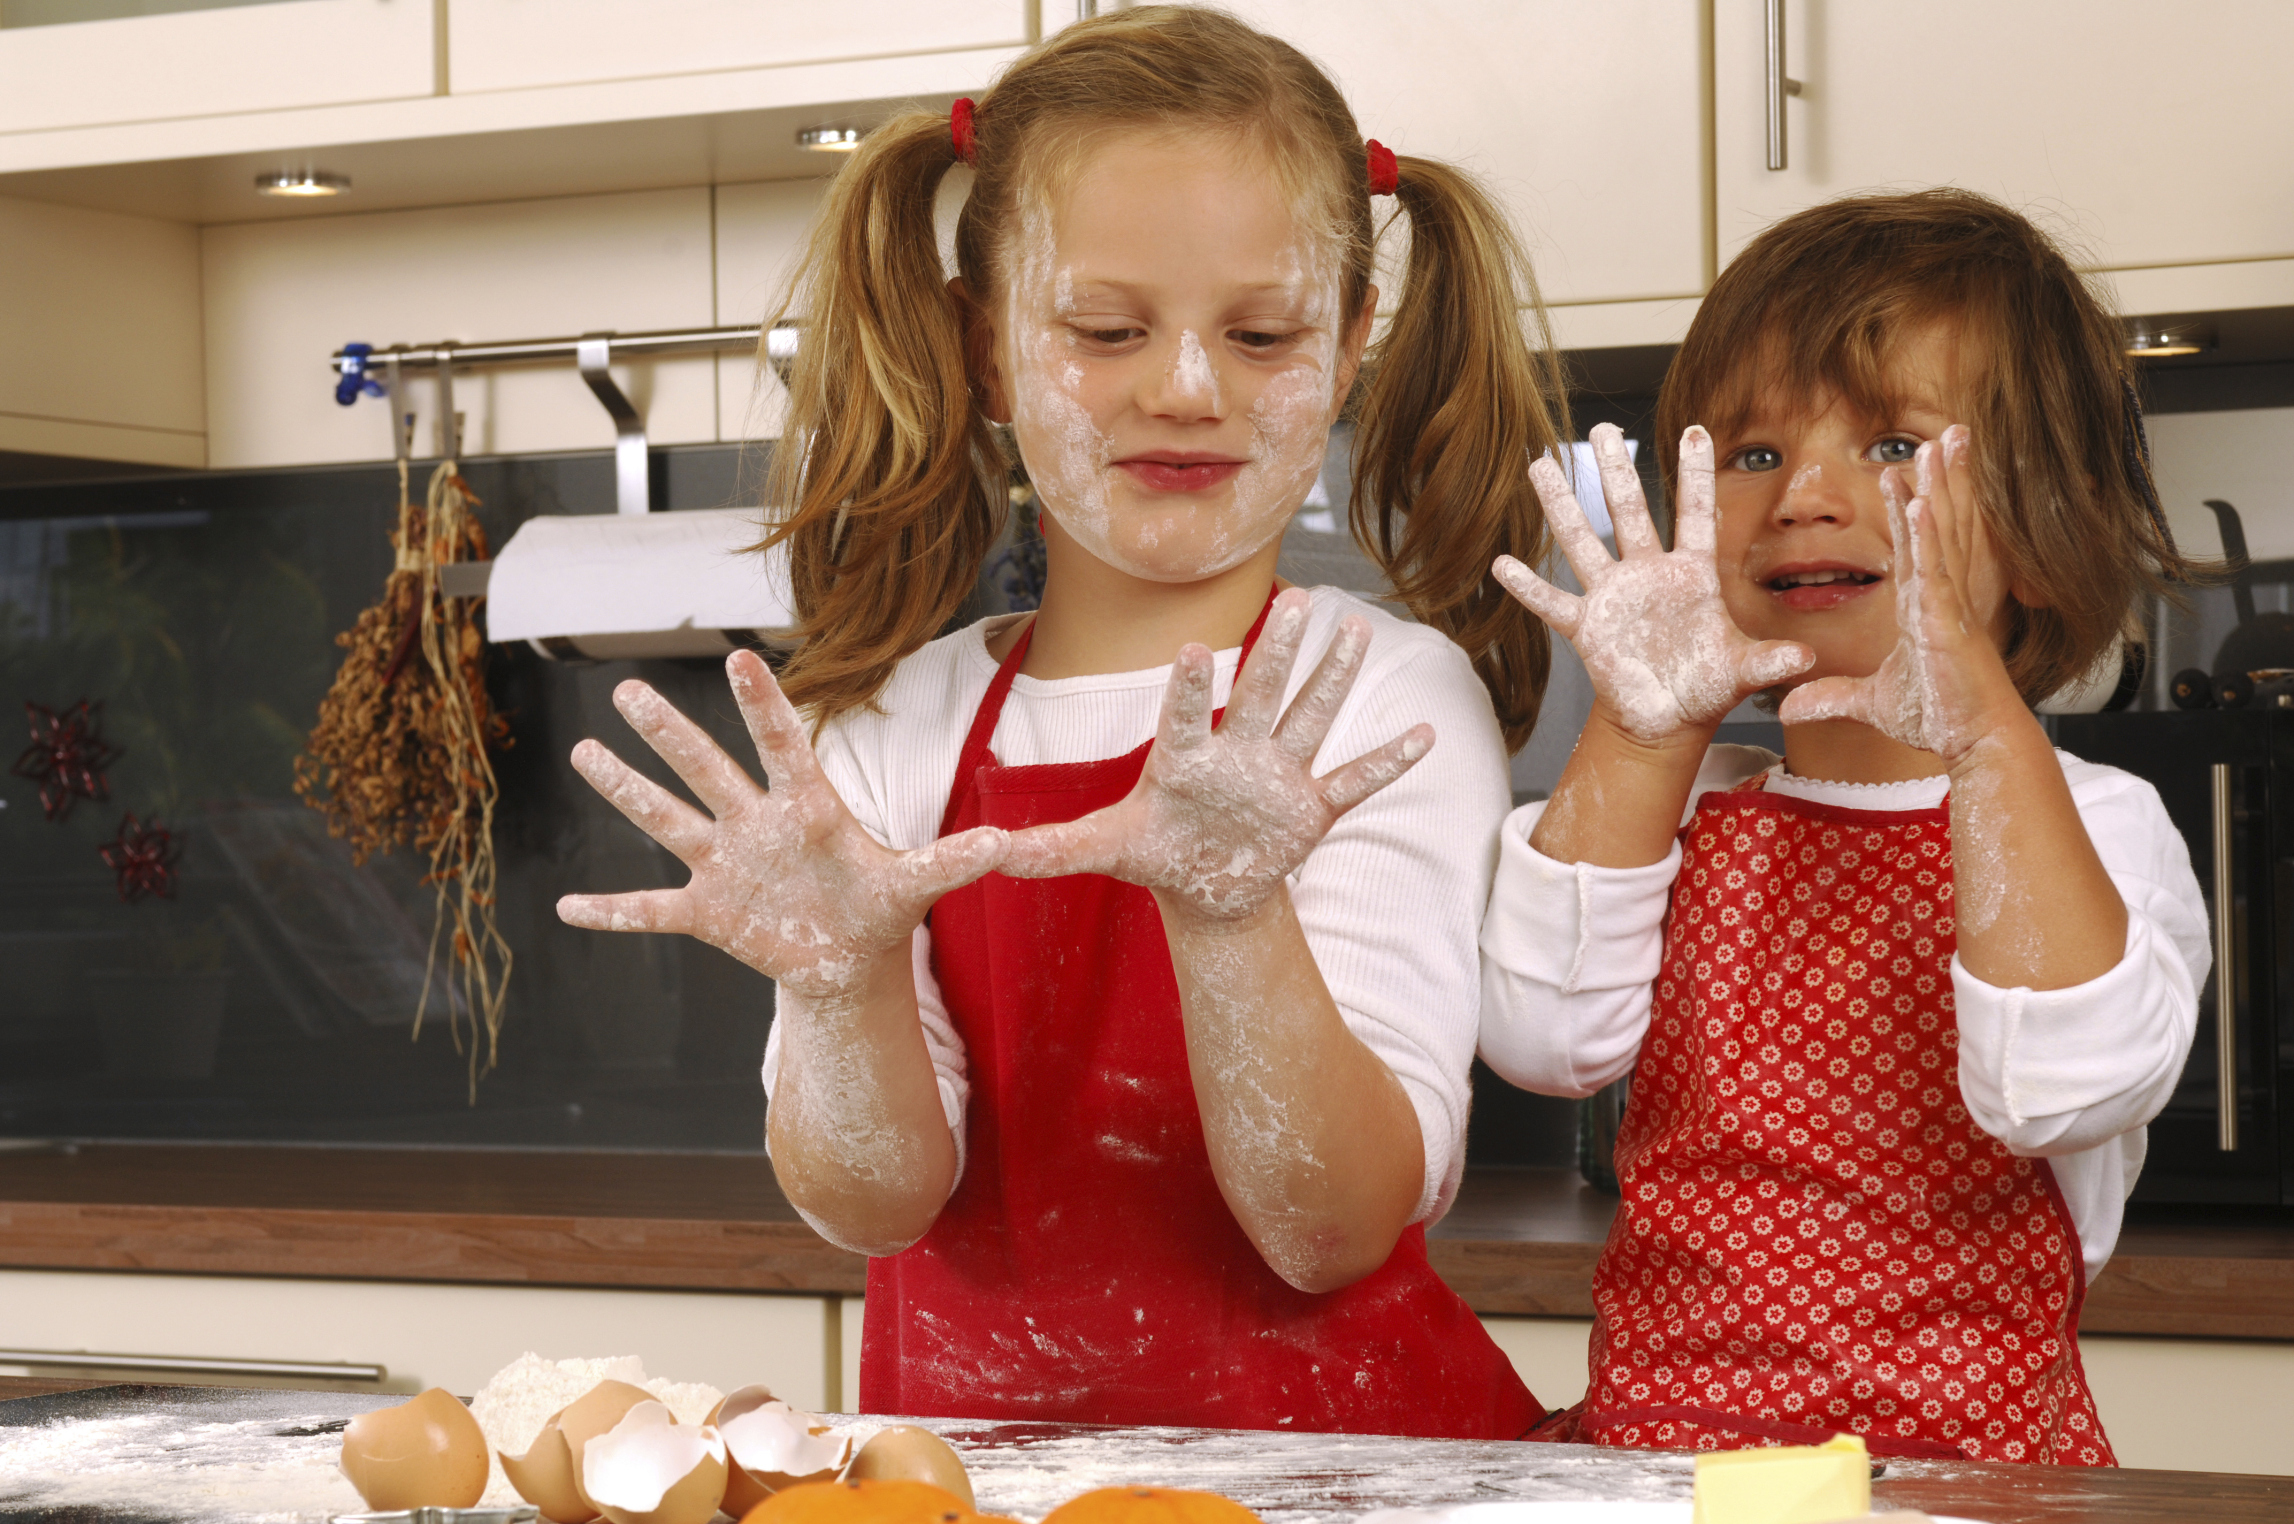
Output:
[484, 507, 797, 661]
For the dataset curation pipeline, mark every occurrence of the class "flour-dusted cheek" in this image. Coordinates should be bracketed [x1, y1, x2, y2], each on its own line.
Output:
[1221, 364, 1333, 561]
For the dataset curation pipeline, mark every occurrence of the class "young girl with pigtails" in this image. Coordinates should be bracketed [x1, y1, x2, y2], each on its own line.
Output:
[559, 7, 1568, 1436]
[1479, 190, 2210, 1463]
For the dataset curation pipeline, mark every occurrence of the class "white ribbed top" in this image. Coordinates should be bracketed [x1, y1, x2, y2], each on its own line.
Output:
[763, 585, 1514, 1223]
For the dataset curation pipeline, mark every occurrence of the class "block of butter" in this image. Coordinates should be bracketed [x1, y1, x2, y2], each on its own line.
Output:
[1691, 1433, 1871, 1524]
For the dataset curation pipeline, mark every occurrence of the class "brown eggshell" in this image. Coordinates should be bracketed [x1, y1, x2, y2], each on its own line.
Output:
[713, 1388, 849, 1510]
[845, 1427, 974, 1511]
[556, 1379, 660, 1513]
[581, 1399, 729, 1524]
[500, 1411, 600, 1524]
[339, 1386, 490, 1510]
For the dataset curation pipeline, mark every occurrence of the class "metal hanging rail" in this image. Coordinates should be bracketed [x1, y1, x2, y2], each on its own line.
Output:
[331, 323, 797, 515]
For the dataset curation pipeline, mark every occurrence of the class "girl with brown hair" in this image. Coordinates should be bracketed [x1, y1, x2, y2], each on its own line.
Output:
[557, 7, 1565, 1435]
[1478, 188, 2209, 1462]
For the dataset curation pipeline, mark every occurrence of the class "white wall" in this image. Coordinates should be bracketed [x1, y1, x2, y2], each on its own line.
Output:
[2147, 406, 2294, 564]
[199, 177, 828, 471]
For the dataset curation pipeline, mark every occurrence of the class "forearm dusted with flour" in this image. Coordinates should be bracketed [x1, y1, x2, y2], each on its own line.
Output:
[766, 948, 960, 1254]
[1161, 888, 1424, 1292]
[556, 648, 1003, 1254]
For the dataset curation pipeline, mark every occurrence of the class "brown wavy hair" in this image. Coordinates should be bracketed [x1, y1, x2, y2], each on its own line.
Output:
[1656, 188, 2200, 703]
[762, 5, 1567, 749]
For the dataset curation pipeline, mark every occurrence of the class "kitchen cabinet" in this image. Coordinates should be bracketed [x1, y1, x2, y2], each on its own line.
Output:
[1713, 0, 2294, 280]
[1232, 0, 1709, 313]
[448, 0, 1031, 98]
[0, 0, 434, 137]
[0, 194, 204, 469]
[0, 1269, 844, 1411]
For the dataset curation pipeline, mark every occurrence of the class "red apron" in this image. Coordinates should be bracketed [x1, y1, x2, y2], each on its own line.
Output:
[1549, 783, 2112, 1463]
[860, 600, 1541, 1438]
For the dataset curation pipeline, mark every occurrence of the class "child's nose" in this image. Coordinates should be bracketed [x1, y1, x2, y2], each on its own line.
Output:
[1147, 329, 1225, 420]
[1774, 459, 1853, 526]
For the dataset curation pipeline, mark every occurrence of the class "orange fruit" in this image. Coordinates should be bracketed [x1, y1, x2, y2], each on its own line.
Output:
[1042, 1487, 1263, 1524]
[740, 1478, 974, 1524]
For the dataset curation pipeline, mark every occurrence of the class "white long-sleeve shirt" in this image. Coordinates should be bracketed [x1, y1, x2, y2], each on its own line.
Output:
[764, 586, 1513, 1224]
[1478, 744, 2209, 1276]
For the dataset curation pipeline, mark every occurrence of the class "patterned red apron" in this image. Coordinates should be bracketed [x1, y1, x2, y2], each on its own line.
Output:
[1556, 783, 2112, 1464]
[860, 599, 1541, 1437]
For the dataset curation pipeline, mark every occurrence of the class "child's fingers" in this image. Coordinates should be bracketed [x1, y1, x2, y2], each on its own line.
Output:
[1592, 423, 1660, 558]
[1937, 424, 1981, 591]
[1775, 674, 1875, 729]
[1912, 439, 1967, 591]
[557, 887, 690, 937]
[570, 738, 715, 864]
[1738, 639, 1816, 692]
[998, 811, 1127, 881]
[1272, 614, 1371, 765]
[611, 679, 755, 822]
[1156, 644, 1219, 754]
[1492, 554, 1584, 640]
[1317, 724, 1434, 816]
[1527, 454, 1614, 588]
[1672, 425, 1719, 553]
[889, 825, 1009, 907]
[728, 648, 830, 806]
[1221, 588, 1310, 742]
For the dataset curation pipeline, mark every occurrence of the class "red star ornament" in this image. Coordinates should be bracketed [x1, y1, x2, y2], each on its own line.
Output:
[99, 812, 182, 904]
[12, 699, 123, 822]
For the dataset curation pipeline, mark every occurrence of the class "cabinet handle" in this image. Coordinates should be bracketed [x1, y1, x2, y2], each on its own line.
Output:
[2211, 762, 2239, 1152]
[0, 1348, 387, 1382]
[1765, 0, 1804, 171]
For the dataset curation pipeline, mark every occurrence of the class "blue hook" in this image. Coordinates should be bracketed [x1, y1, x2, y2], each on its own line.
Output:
[335, 342, 387, 406]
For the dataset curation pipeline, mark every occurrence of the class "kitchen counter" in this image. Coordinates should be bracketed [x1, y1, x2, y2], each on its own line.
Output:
[1, 1145, 2289, 1339]
[2, 1382, 2290, 1524]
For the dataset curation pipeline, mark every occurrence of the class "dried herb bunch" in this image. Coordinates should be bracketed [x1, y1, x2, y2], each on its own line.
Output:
[295, 458, 513, 1096]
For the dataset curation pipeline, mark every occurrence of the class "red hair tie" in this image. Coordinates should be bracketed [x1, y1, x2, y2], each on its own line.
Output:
[1365, 139, 1398, 197]
[951, 98, 978, 166]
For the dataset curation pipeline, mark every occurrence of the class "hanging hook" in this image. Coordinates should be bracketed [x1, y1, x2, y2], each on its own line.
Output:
[437, 345, 462, 461]
[577, 333, 651, 515]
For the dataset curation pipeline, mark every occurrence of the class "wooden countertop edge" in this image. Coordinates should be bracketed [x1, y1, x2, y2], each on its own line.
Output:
[5, 1199, 2291, 1338]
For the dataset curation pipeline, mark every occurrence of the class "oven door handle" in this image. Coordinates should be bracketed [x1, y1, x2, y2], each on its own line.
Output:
[2211, 761, 2239, 1152]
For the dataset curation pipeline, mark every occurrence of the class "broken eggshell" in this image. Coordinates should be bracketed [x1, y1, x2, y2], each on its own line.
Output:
[554, 1379, 661, 1513]
[339, 1385, 490, 1511]
[710, 1386, 851, 1516]
[845, 1426, 975, 1511]
[499, 1407, 599, 1524]
[581, 1399, 729, 1524]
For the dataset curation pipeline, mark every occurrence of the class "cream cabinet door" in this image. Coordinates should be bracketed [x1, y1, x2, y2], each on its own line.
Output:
[0, 0, 433, 136]
[448, 0, 1031, 96]
[1713, 0, 2294, 274]
[1228, 0, 1709, 309]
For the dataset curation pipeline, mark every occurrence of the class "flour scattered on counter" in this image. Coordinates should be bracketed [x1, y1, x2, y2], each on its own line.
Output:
[0, 1399, 374, 1522]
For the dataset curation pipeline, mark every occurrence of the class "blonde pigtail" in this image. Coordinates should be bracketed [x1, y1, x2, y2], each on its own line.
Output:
[1349, 156, 1569, 753]
[762, 110, 1006, 726]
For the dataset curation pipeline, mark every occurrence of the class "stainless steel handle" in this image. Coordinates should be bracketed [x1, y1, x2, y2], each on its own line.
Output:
[0, 1348, 387, 1382]
[1765, 0, 1804, 171]
[2211, 762, 2239, 1151]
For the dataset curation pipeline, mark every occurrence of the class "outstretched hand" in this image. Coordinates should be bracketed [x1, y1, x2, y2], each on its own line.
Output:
[1494, 422, 1811, 743]
[1777, 426, 2025, 767]
[999, 588, 1430, 923]
[557, 650, 1007, 998]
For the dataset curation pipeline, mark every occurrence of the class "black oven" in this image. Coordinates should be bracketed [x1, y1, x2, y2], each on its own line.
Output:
[2048, 709, 2291, 1205]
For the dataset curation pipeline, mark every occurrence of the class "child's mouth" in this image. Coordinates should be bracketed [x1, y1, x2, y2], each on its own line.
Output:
[1765, 566, 1882, 611]
[1117, 455, 1245, 493]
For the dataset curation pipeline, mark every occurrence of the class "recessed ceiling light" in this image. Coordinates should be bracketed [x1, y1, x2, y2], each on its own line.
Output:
[256, 169, 350, 198]
[796, 126, 864, 152]
[2125, 322, 2216, 359]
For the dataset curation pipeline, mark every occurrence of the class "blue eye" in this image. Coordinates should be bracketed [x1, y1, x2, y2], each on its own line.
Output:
[1732, 446, 1782, 473]
[1869, 437, 1920, 465]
